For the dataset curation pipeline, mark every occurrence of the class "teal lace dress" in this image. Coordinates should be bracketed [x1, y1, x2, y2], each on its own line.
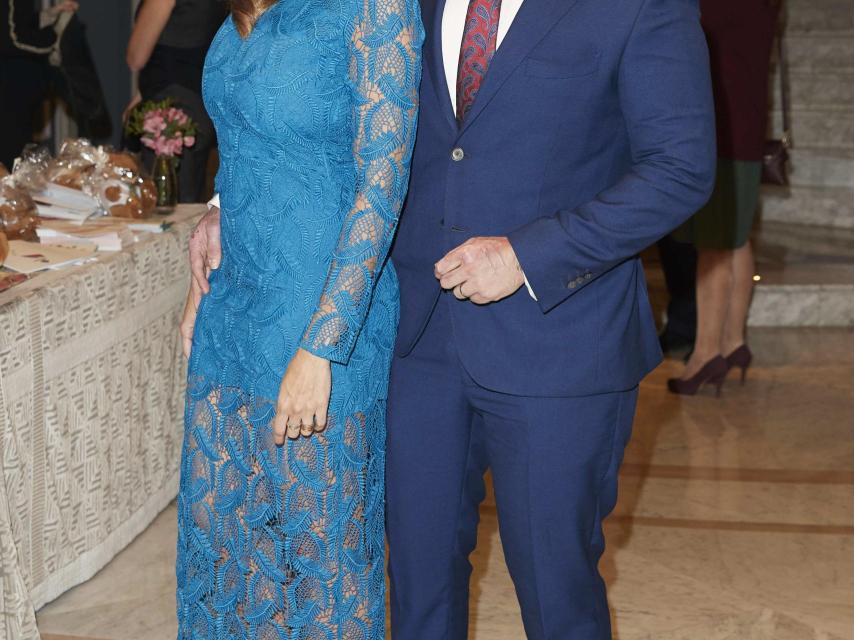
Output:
[175, 0, 422, 636]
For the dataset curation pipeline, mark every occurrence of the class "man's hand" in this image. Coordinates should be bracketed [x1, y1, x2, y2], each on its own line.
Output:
[189, 206, 222, 295]
[435, 236, 525, 304]
[180, 206, 221, 357]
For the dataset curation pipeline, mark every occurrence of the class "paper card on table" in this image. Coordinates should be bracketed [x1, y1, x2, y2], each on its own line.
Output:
[4, 240, 96, 274]
[0, 271, 28, 292]
[37, 228, 123, 252]
[127, 216, 174, 233]
[35, 203, 101, 225]
[33, 183, 101, 213]
[37, 218, 135, 251]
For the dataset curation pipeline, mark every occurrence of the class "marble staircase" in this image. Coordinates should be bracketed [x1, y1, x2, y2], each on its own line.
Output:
[749, 220, 854, 326]
[762, 0, 854, 229]
[644, 221, 854, 328]
[748, 0, 854, 326]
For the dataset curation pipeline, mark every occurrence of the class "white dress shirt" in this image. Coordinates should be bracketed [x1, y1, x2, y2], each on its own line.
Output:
[209, 0, 536, 298]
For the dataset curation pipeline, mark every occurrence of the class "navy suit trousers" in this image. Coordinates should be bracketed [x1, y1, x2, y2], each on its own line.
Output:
[386, 295, 638, 639]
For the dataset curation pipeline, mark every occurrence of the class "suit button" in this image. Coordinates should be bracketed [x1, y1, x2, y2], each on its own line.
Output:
[567, 280, 577, 289]
[585, 272, 592, 280]
[451, 147, 465, 161]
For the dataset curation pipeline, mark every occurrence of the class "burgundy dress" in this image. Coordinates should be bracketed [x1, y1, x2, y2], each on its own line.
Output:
[677, 0, 781, 249]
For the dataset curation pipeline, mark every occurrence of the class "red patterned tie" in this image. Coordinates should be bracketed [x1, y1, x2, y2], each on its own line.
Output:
[456, 0, 502, 122]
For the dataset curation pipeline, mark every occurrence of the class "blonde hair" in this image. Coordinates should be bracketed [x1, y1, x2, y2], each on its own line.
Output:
[231, 0, 278, 38]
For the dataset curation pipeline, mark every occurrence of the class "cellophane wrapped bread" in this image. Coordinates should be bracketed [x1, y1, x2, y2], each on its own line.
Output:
[8, 140, 159, 222]
[96, 151, 158, 219]
[0, 175, 39, 241]
[44, 140, 158, 219]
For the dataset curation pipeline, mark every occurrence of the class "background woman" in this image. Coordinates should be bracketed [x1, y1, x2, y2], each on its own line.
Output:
[669, 0, 782, 395]
[0, 0, 78, 169]
[175, 0, 422, 635]
[125, 0, 226, 201]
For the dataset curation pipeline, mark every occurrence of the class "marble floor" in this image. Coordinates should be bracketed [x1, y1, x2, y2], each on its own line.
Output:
[36, 328, 854, 640]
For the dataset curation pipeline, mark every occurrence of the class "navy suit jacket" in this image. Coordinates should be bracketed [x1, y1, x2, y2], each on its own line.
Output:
[390, 0, 716, 397]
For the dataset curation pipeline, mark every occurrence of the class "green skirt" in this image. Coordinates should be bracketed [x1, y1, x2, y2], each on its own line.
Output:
[674, 158, 761, 250]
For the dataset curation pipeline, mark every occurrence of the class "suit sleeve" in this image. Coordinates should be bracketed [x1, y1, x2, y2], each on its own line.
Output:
[508, 0, 716, 313]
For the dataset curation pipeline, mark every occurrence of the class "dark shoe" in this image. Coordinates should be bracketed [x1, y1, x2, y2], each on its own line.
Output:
[667, 355, 729, 397]
[724, 344, 753, 385]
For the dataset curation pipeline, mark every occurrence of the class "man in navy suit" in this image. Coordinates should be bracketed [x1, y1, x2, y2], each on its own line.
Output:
[190, 0, 714, 636]
[385, 0, 714, 637]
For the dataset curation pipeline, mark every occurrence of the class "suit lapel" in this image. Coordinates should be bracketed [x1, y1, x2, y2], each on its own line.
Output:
[460, 0, 581, 134]
[422, 0, 458, 131]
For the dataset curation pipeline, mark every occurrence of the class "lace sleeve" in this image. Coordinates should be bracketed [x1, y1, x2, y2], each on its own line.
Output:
[299, 0, 423, 364]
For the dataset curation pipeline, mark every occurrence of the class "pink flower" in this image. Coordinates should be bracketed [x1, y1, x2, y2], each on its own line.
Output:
[143, 114, 166, 136]
[153, 137, 169, 156]
[134, 102, 194, 157]
[160, 136, 183, 157]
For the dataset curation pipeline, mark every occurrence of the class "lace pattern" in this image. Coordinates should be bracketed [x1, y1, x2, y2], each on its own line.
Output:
[176, 0, 423, 636]
[300, 0, 421, 364]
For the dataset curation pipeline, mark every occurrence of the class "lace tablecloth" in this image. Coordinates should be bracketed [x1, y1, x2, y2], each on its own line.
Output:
[0, 205, 203, 640]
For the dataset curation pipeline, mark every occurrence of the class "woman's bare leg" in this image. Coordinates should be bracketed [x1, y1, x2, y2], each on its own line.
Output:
[721, 241, 755, 356]
[681, 248, 731, 379]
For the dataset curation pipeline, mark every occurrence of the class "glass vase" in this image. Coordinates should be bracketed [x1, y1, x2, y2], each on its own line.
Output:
[152, 155, 178, 213]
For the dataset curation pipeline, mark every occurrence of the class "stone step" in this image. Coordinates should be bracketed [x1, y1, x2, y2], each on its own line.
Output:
[644, 222, 854, 328]
[786, 147, 854, 188]
[770, 109, 854, 150]
[786, 0, 854, 33]
[787, 34, 854, 73]
[761, 185, 854, 229]
[771, 71, 854, 111]
[749, 221, 854, 327]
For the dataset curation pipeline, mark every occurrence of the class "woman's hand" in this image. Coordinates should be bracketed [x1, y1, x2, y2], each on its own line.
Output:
[273, 349, 331, 444]
[39, 1, 77, 28]
[44, 1, 78, 19]
[122, 91, 142, 124]
[179, 278, 203, 359]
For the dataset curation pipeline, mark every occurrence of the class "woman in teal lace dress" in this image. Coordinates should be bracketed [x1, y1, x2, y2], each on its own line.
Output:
[175, 0, 422, 635]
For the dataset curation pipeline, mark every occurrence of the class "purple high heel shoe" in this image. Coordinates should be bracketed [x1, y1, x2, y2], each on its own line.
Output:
[667, 355, 729, 397]
[725, 344, 753, 385]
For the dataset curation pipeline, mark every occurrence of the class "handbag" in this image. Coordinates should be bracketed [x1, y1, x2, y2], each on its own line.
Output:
[762, 25, 792, 186]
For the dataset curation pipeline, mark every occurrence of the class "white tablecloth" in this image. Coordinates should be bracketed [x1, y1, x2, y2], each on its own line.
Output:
[0, 205, 203, 640]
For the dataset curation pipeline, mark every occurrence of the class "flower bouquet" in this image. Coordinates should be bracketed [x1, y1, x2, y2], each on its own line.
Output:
[125, 99, 197, 210]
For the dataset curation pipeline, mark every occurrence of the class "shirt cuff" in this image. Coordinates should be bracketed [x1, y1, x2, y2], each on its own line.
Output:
[207, 194, 220, 210]
[523, 274, 537, 301]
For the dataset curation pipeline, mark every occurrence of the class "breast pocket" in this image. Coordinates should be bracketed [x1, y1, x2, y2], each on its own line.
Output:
[525, 50, 601, 79]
